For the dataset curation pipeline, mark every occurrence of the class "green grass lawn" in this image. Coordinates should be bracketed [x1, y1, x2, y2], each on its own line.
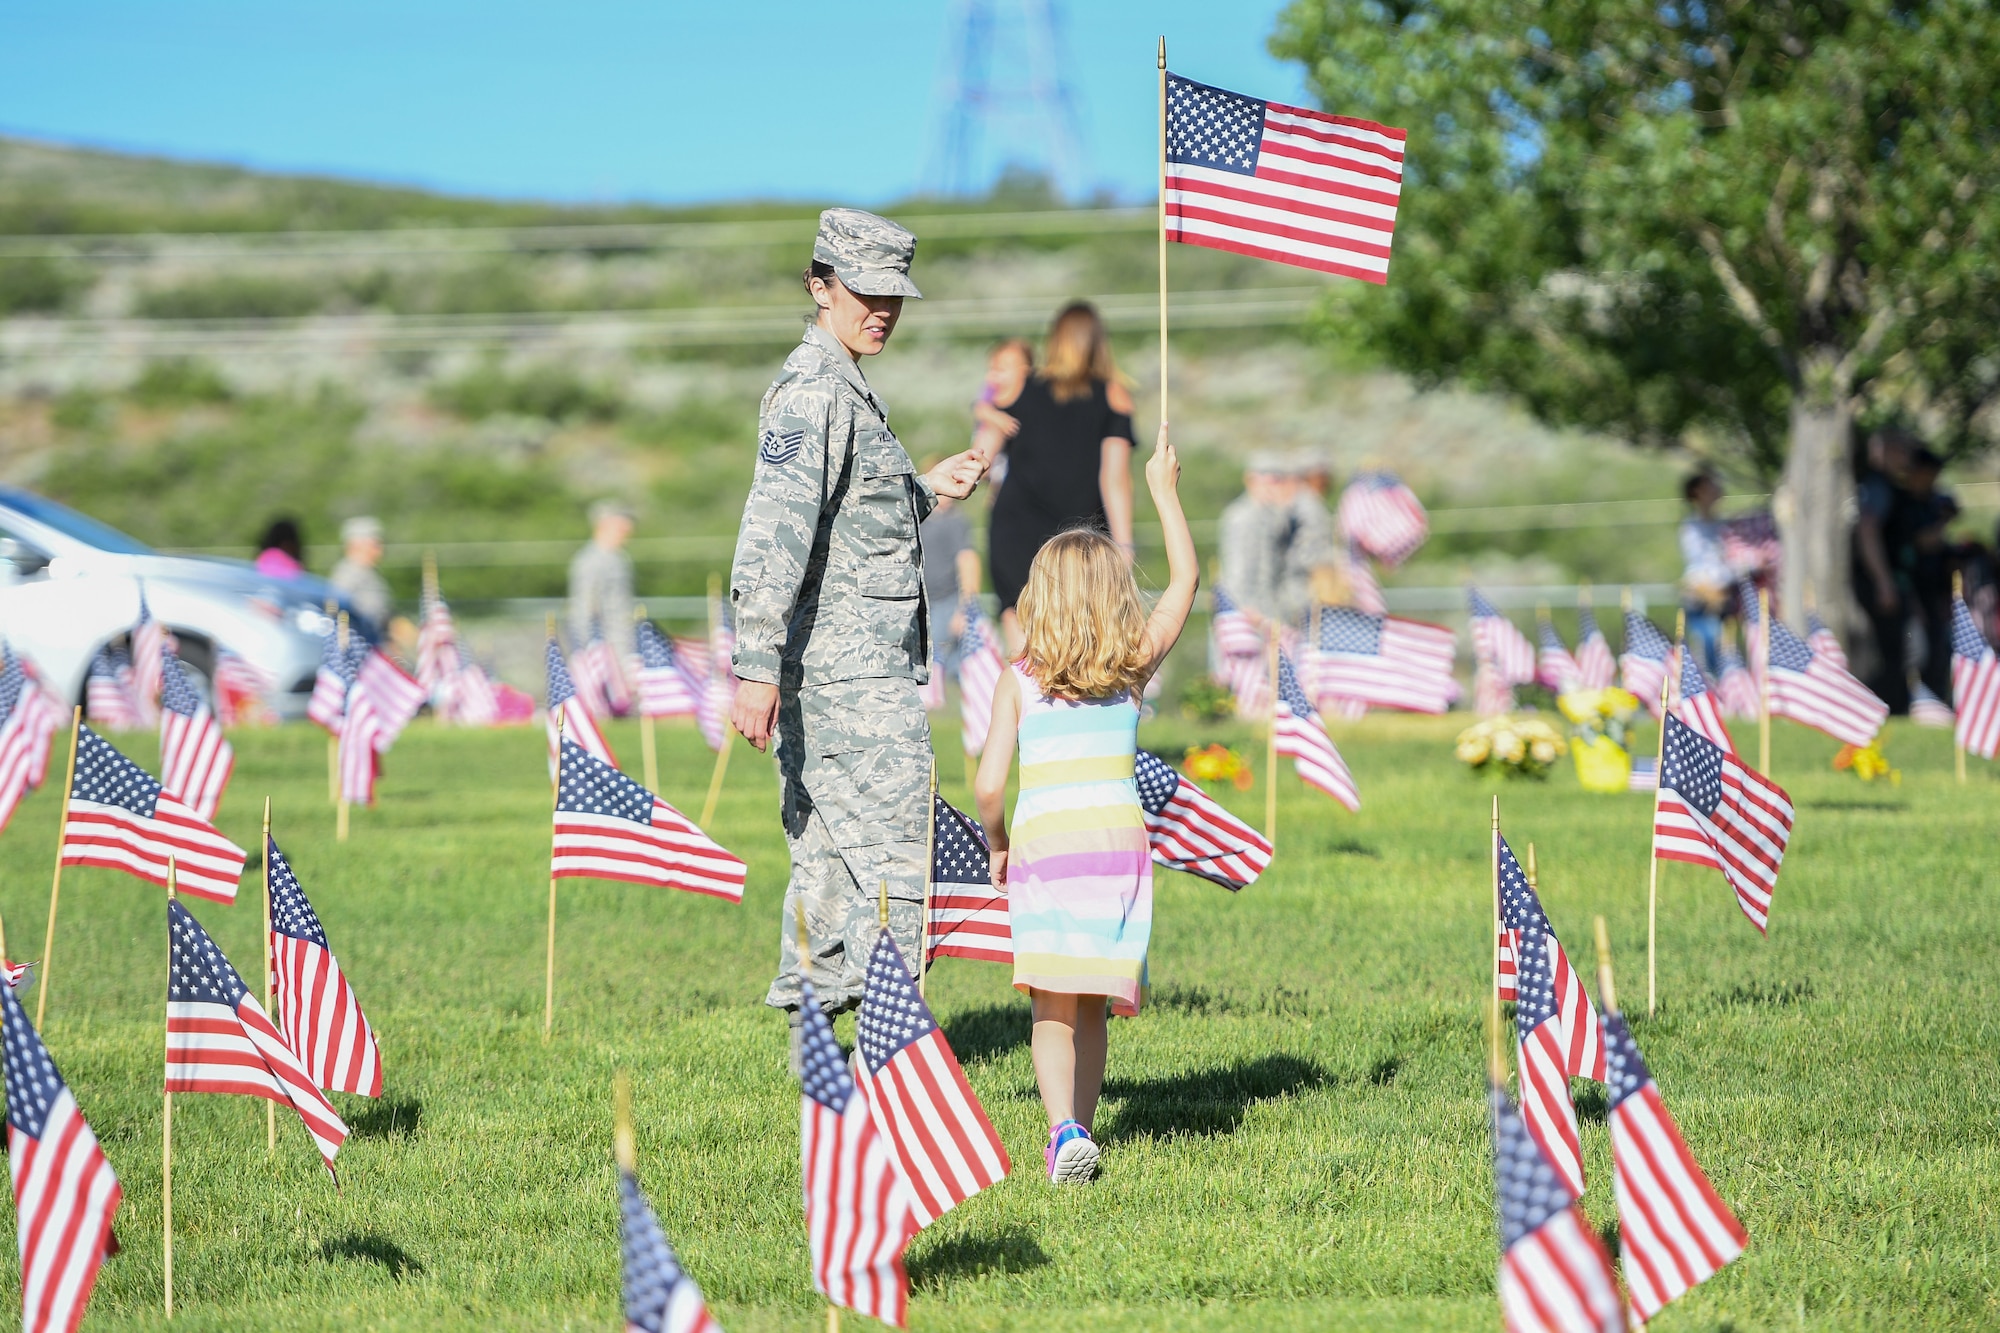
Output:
[1, 713, 1994, 1330]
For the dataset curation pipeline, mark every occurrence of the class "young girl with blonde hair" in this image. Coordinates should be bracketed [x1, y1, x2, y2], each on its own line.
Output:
[973, 428, 1199, 1184]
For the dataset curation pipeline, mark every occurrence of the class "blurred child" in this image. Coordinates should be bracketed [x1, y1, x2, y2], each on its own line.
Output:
[973, 426, 1198, 1184]
[972, 337, 1034, 474]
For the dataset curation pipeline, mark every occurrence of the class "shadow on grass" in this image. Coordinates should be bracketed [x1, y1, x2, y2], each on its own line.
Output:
[942, 1005, 1030, 1064]
[1803, 799, 1906, 812]
[909, 1227, 1050, 1290]
[1714, 979, 1812, 1008]
[1096, 1053, 1327, 1144]
[318, 1233, 423, 1281]
[1325, 838, 1381, 858]
[346, 1098, 423, 1140]
[1572, 1081, 1607, 1126]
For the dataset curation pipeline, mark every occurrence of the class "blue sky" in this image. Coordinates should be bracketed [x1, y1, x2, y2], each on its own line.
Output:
[0, 1, 1304, 206]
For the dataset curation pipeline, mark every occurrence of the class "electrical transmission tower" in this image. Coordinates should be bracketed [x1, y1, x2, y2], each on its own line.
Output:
[924, 0, 1090, 201]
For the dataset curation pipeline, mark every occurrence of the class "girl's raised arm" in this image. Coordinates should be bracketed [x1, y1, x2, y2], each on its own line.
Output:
[1138, 426, 1200, 676]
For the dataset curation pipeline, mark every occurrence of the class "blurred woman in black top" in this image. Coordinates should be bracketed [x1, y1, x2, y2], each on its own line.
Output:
[987, 301, 1136, 651]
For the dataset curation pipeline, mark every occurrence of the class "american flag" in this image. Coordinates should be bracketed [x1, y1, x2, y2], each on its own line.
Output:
[167, 899, 347, 1177]
[1720, 512, 1781, 578]
[1951, 595, 2000, 760]
[1673, 648, 1734, 754]
[1335, 472, 1427, 567]
[1629, 757, 1658, 793]
[574, 621, 632, 720]
[1164, 72, 1404, 284]
[1537, 618, 1583, 694]
[0, 645, 58, 835]
[1909, 682, 1955, 729]
[925, 792, 1008, 965]
[308, 623, 353, 735]
[2, 976, 121, 1333]
[1602, 1008, 1746, 1323]
[1210, 587, 1269, 717]
[1715, 640, 1759, 720]
[1575, 604, 1616, 691]
[416, 586, 461, 700]
[956, 599, 1006, 756]
[61, 726, 245, 904]
[1274, 650, 1359, 811]
[158, 644, 233, 822]
[1495, 837, 1603, 1087]
[212, 649, 275, 727]
[358, 649, 426, 746]
[1620, 612, 1673, 715]
[84, 647, 141, 731]
[635, 619, 699, 719]
[267, 838, 381, 1098]
[1473, 664, 1515, 718]
[1136, 749, 1271, 891]
[694, 608, 738, 753]
[1469, 588, 1536, 685]
[2, 960, 28, 989]
[798, 979, 920, 1328]
[1762, 615, 1887, 747]
[1805, 610, 1847, 670]
[1653, 714, 1793, 934]
[620, 1168, 721, 1333]
[552, 739, 746, 902]
[1491, 1082, 1625, 1333]
[855, 930, 1009, 1226]
[1310, 607, 1455, 713]
[130, 590, 169, 725]
[549, 636, 617, 776]
[1504, 845, 1588, 1196]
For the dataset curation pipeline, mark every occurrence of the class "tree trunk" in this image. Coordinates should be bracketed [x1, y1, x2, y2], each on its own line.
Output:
[1775, 381, 1855, 638]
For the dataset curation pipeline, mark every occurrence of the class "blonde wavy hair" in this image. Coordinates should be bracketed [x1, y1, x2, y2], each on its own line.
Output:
[1016, 528, 1151, 699]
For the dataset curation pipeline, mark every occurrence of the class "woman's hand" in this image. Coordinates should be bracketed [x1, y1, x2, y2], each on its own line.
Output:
[1146, 423, 1181, 497]
[988, 848, 1009, 892]
[731, 680, 781, 751]
[924, 448, 988, 500]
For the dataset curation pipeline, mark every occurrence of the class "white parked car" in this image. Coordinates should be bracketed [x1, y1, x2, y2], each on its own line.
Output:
[0, 487, 341, 719]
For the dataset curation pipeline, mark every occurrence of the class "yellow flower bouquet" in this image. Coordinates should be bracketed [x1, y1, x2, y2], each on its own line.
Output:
[1454, 715, 1565, 780]
[1183, 743, 1254, 791]
[1558, 688, 1644, 793]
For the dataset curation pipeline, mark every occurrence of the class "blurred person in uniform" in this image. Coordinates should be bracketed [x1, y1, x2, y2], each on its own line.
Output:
[1218, 453, 1312, 626]
[1678, 472, 1732, 675]
[1281, 448, 1339, 615]
[726, 209, 986, 1062]
[918, 453, 983, 677]
[254, 516, 306, 579]
[1852, 425, 1914, 712]
[329, 516, 394, 639]
[568, 499, 636, 661]
[1890, 448, 1959, 704]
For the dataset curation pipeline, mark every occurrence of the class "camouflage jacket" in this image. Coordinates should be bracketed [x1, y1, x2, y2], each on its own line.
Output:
[730, 323, 937, 687]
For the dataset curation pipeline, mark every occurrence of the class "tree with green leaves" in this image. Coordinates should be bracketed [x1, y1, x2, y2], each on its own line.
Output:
[1272, 0, 2000, 638]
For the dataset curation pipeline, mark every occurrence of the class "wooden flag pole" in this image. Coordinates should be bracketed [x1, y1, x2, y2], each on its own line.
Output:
[1593, 915, 1618, 1017]
[1646, 671, 1670, 1018]
[699, 575, 732, 828]
[636, 604, 660, 793]
[919, 758, 937, 999]
[1489, 796, 1501, 1012]
[263, 798, 276, 1156]
[614, 1069, 636, 1174]
[1157, 35, 1169, 433]
[1954, 572, 1968, 783]
[879, 877, 889, 930]
[546, 712, 564, 1039]
[335, 610, 351, 843]
[163, 857, 177, 1320]
[35, 706, 81, 1029]
[325, 599, 341, 805]
[424, 552, 446, 727]
[791, 898, 840, 1333]
[1264, 630, 1280, 844]
[1757, 587, 1772, 776]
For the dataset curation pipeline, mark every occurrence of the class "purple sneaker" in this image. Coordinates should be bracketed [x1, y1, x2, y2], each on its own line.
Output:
[1045, 1119, 1099, 1184]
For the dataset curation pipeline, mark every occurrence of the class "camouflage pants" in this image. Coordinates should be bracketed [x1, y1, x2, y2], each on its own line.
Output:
[764, 676, 933, 1014]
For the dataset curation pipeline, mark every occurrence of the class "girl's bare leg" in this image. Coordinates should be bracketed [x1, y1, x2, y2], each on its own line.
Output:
[1074, 998, 1108, 1130]
[1030, 990, 1081, 1127]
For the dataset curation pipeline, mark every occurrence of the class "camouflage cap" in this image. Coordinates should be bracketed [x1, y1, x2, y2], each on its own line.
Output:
[814, 208, 922, 299]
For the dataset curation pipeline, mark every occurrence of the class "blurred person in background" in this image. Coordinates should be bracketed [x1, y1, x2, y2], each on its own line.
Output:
[986, 301, 1136, 654]
[1219, 453, 1317, 627]
[329, 516, 392, 634]
[1283, 447, 1339, 612]
[918, 453, 983, 677]
[1852, 425, 1914, 712]
[1891, 448, 1959, 704]
[971, 338, 1033, 486]
[254, 516, 305, 579]
[569, 498, 635, 661]
[1679, 471, 1732, 674]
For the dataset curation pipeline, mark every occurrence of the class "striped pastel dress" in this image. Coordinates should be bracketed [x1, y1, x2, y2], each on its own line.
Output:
[1006, 663, 1152, 1016]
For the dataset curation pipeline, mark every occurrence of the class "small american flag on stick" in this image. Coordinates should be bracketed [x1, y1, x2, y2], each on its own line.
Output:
[1602, 1007, 1746, 1323]
[1274, 650, 1359, 811]
[1505, 860, 1587, 1197]
[1210, 587, 1269, 717]
[1743, 589, 1887, 746]
[85, 646, 141, 732]
[1620, 612, 1672, 716]
[1165, 72, 1405, 283]
[1335, 472, 1426, 566]
[798, 979, 919, 1328]
[552, 739, 746, 901]
[158, 643, 233, 822]
[130, 591, 169, 725]
[268, 837, 382, 1098]
[1469, 588, 1536, 686]
[548, 636, 616, 776]
[1575, 603, 1615, 690]
[1135, 750, 1271, 892]
[1950, 595, 2000, 760]
[1673, 648, 1734, 755]
[308, 624, 353, 735]
[2, 976, 121, 1333]
[620, 1167, 721, 1333]
[167, 898, 347, 1176]
[635, 619, 699, 720]
[1537, 617, 1583, 694]
[1495, 837, 1604, 1085]
[1491, 1082, 1625, 1333]
[0, 645, 58, 835]
[925, 792, 1007, 965]
[1653, 714, 1792, 934]
[61, 726, 245, 904]
[1312, 607, 1456, 714]
[856, 930, 1009, 1225]
[956, 600, 1006, 757]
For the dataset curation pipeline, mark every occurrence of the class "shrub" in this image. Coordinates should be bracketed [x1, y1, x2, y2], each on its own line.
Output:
[0, 257, 82, 315]
[430, 362, 624, 423]
[134, 275, 324, 320]
[127, 359, 234, 406]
